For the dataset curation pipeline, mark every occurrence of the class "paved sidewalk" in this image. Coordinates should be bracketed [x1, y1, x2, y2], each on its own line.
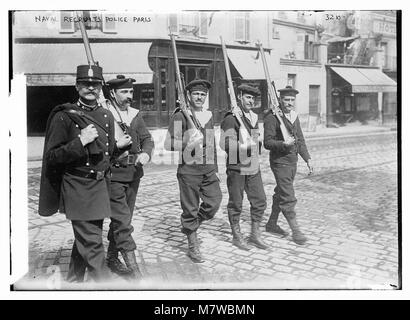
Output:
[27, 122, 395, 164]
[16, 129, 399, 290]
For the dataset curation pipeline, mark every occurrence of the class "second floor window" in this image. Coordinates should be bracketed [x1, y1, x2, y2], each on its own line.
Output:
[168, 12, 208, 37]
[60, 11, 117, 33]
[234, 12, 250, 43]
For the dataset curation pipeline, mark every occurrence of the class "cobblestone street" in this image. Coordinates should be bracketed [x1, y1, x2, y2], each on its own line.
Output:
[17, 131, 398, 290]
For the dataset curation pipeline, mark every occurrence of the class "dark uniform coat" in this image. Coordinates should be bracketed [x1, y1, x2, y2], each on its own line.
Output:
[39, 102, 117, 221]
[110, 109, 155, 182]
[220, 110, 262, 175]
[164, 108, 218, 175]
[263, 109, 310, 216]
[263, 109, 310, 165]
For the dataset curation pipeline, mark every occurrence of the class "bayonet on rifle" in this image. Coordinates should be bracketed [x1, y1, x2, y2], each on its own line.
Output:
[220, 36, 252, 144]
[75, 11, 127, 139]
[256, 40, 293, 142]
[169, 33, 202, 132]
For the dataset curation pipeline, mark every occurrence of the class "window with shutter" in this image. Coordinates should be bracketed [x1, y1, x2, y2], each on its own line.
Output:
[168, 13, 205, 38]
[199, 12, 208, 36]
[168, 14, 178, 33]
[234, 12, 250, 42]
[102, 13, 117, 33]
[60, 11, 75, 33]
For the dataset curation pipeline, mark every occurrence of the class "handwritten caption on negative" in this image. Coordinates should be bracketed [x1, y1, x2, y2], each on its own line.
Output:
[34, 15, 152, 24]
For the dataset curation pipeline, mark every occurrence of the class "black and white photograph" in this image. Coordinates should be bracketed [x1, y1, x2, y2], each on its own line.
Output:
[4, 3, 403, 298]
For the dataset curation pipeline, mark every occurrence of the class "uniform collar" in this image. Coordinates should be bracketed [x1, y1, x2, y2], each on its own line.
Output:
[77, 99, 100, 111]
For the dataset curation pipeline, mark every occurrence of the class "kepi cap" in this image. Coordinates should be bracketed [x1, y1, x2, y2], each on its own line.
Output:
[107, 75, 136, 90]
[76, 65, 103, 82]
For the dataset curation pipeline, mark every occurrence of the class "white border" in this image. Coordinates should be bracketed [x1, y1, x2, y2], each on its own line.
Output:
[2, 0, 409, 301]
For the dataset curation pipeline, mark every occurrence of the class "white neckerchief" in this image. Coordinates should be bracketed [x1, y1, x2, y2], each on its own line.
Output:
[107, 103, 139, 126]
[283, 110, 298, 124]
[243, 109, 258, 127]
[190, 109, 212, 128]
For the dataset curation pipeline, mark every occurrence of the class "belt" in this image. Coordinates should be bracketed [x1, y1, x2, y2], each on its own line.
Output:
[113, 154, 137, 168]
[66, 168, 111, 180]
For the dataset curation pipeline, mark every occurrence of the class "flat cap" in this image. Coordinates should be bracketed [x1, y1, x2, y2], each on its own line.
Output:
[185, 79, 212, 93]
[76, 65, 103, 82]
[238, 84, 260, 96]
[107, 75, 136, 89]
[278, 85, 299, 97]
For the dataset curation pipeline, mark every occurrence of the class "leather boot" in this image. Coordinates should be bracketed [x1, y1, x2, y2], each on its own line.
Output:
[187, 231, 204, 263]
[121, 250, 143, 279]
[230, 223, 250, 251]
[286, 216, 307, 245]
[248, 221, 269, 250]
[265, 211, 289, 237]
[106, 243, 132, 276]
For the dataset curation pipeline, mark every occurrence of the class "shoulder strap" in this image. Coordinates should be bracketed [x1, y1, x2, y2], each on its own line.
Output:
[64, 108, 109, 134]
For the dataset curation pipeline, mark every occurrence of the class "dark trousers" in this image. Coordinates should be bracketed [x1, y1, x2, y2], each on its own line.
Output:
[177, 171, 222, 234]
[107, 180, 140, 252]
[271, 163, 297, 219]
[67, 219, 109, 282]
[227, 169, 267, 224]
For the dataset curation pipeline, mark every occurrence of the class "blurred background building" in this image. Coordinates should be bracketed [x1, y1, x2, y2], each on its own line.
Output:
[12, 10, 398, 135]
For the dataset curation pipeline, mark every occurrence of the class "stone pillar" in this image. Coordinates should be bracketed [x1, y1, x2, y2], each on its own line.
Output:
[314, 41, 329, 127]
[373, 47, 384, 125]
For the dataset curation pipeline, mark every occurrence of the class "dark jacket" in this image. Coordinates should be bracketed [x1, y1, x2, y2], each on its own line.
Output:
[220, 111, 262, 174]
[263, 110, 310, 165]
[39, 103, 117, 220]
[164, 109, 218, 175]
[110, 111, 155, 183]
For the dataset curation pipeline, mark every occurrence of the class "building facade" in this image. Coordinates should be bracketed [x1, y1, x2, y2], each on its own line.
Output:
[14, 10, 396, 134]
[320, 10, 397, 126]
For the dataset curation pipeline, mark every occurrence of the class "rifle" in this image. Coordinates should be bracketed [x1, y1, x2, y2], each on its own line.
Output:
[256, 41, 293, 142]
[169, 33, 202, 132]
[220, 36, 252, 144]
[75, 11, 128, 138]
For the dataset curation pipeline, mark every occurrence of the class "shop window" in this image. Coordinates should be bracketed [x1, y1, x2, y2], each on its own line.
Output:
[168, 12, 208, 38]
[136, 84, 155, 112]
[234, 12, 250, 43]
[180, 65, 210, 84]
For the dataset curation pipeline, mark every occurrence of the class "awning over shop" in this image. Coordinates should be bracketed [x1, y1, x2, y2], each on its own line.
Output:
[14, 42, 154, 86]
[326, 35, 359, 43]
[227, 48, 274, 80]
[330, 66, 397, 93]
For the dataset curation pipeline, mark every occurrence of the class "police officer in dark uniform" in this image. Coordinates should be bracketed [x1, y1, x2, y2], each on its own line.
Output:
[104, 75, 154, 279]
[39, 65, 131, 282]
[220, 84, 268, 251]
[263, 85, 313, 245]
[164, 79, 222, 263]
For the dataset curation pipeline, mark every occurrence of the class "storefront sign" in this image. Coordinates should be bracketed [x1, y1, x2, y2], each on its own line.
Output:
[373, 20, 396, 36]
[27, 74, 76, 86]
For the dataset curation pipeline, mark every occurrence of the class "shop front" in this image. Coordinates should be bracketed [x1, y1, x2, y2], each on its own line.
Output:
[15, 39, 273, 134]
[326, 65, 397, 126]
[143, 39, 271, 128]
[14, 41, 154, 135]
